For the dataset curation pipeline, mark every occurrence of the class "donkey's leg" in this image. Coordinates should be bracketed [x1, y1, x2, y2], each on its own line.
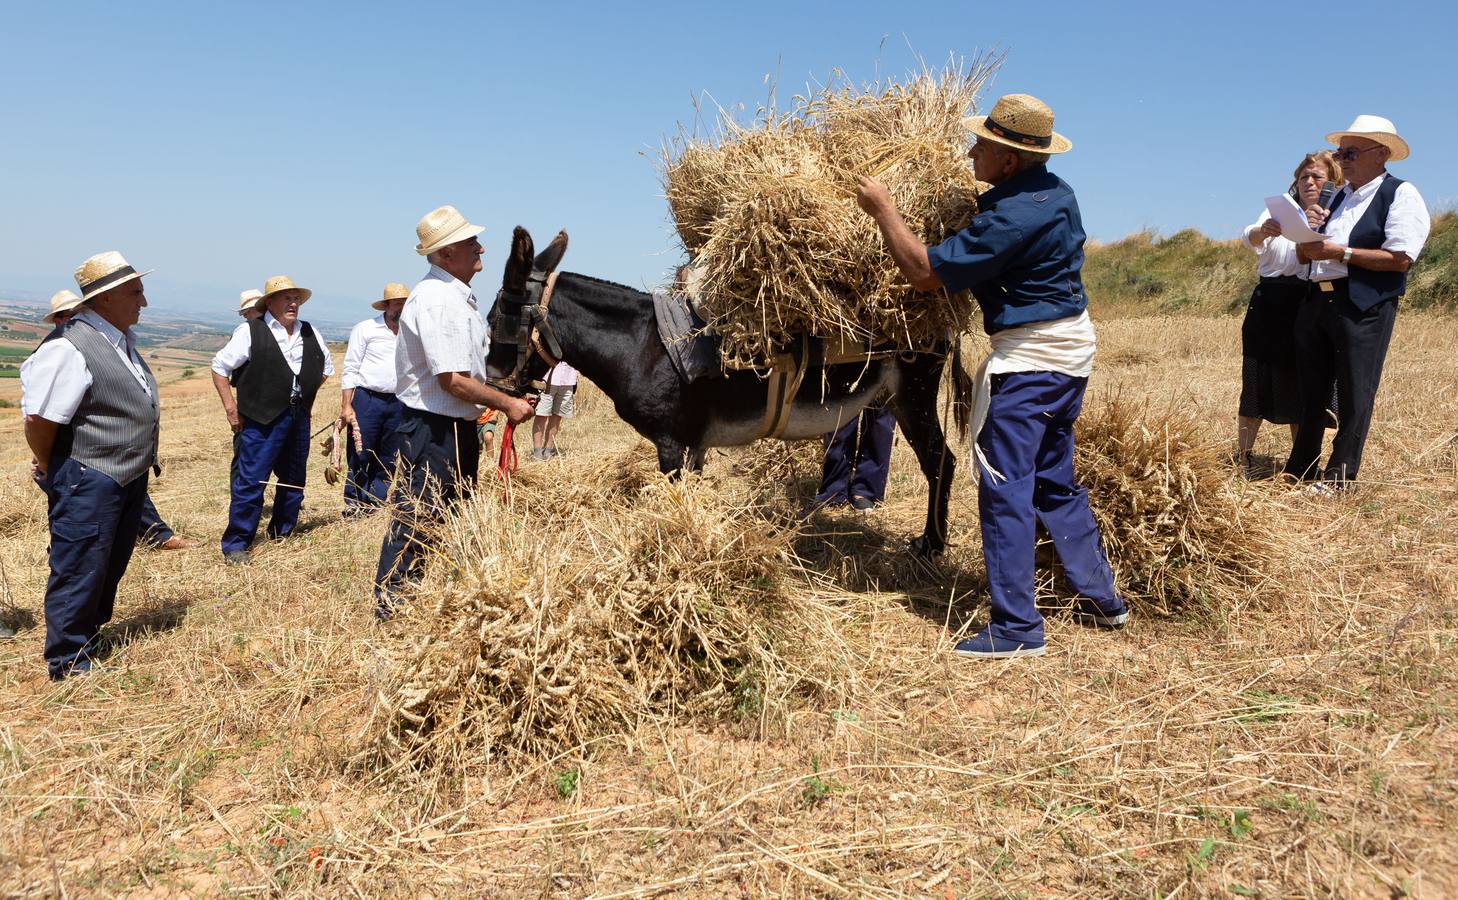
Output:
[887, 358, 957, 557]
[686, 447, 707, 473]
[655, 439, 692, 479]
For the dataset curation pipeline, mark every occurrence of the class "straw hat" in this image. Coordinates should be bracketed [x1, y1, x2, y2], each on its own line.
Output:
[260, 274, 312, 304]
[415, 205, 484, 256]
[44, 290, 83, 324]
[372, 282, 409, 311]
[237, 289, 264, 314]
[965, 93, 1072, 155]
[74, 251, 154, 302]
[1326, 114, 1409, 162]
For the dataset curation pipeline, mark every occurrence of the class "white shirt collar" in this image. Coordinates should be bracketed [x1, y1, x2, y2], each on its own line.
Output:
[263, 310, 300, 337]
[426, 264, 478, 309]
[75, 307, 132, 351]
[1340, 171, 1387, 203]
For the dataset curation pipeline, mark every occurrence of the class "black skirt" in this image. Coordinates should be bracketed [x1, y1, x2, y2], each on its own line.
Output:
[1238, 276, 1306, 424]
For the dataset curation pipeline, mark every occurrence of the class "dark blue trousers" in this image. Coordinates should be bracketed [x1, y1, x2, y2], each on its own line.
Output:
[978, 372, 1119, 644]
[375, 408, 479, 613]
[222, 405, 310, 554]
[344, 388, 404, 509]
[137, 493, 174, 547]
[41, 459, 147, 679]
[815, 405, 895, 504]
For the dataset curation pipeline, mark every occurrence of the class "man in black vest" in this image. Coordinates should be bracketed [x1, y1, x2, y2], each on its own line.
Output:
[20, 252, 159, 679]
[210, 275, 334, 564]
[1286, 116, 1431, 488]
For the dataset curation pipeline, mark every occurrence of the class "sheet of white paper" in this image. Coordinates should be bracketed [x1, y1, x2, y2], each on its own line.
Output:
[1264, 194, 1327, 244]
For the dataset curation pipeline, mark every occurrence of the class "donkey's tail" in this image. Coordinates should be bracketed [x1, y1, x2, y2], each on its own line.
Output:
[950, 338, 972, 442]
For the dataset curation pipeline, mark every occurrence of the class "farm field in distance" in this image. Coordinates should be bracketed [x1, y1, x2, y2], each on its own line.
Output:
[0, 296, 1454, 897]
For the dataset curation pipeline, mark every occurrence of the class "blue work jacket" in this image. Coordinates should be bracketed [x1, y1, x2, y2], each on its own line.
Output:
[926, 165, 1089, 334]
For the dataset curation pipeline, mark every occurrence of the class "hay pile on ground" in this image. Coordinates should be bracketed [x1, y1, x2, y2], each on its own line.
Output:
[664, 60, 998, 368]
[363, 452, 848, 775]
[1074, 394, 1295, 615]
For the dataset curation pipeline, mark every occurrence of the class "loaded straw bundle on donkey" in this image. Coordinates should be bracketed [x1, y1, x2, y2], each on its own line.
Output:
[480, 64, 1005, 554]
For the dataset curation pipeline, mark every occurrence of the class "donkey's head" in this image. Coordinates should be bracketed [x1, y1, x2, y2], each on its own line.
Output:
[484, 226, 569, 387]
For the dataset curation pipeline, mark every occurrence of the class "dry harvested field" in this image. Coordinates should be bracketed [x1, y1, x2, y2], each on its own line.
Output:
[1, 312, 1456, 898]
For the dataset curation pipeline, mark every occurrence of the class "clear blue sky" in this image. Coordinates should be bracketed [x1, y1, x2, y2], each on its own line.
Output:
[2, 0, 1453, 327]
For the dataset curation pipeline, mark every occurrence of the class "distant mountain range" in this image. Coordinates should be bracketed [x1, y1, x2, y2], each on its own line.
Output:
[0, 297, 353, 343]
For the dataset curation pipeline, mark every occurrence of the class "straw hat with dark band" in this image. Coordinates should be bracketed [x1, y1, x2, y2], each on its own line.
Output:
[372, 282, 409, 311]
[45, 290, 83, 324]
[261, 274, 312, 304]
[965, 93, 1072, 155]
[415, 205, 484, 256]
[1326, 114, 1410, 162]
[74, 251, 154, 302]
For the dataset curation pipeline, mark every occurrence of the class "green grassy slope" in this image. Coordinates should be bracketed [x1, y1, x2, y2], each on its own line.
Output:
[1083, 211, 1457, 316]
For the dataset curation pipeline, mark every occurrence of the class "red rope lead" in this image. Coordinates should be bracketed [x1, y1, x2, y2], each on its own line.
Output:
[496, 421, 518, 481]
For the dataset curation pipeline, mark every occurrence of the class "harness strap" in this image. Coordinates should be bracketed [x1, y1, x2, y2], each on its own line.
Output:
[757, 333, 810, 440]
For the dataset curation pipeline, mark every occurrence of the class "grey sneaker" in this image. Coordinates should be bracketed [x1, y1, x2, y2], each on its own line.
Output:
[223, 550, 252, 566]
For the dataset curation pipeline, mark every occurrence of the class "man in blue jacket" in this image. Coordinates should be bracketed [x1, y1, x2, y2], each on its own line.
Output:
[856, 93, 1126, 659]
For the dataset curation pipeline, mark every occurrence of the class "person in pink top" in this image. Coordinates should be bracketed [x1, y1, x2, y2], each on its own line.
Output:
[532, 361, 578, 460]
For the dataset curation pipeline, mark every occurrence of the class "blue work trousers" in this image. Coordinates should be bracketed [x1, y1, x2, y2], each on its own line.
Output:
[222, 406, 311, 554]
[137, 493, 174, 546]
[344, 388, 404, 509]
[375, 408, 479, 612]
[815, 405, 896, 504]
[977, 371, 1119, 644]
[40, 459, 147, 679]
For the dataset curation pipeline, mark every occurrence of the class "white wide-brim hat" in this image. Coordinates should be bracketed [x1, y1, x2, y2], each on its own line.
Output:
[415, 205, 485, 256]
[45, 289, 83, 324]
[1326, 114, 1409, 162]
[372, 282, 409, 311]
[261, 274, 312, 304]
[965, 93, 1072, 155]
[74, 251, 155, 302]
[237, 289, 264, 314]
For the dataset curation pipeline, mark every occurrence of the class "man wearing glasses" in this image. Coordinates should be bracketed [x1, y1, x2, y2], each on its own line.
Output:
[1286, 116, 1431, 489]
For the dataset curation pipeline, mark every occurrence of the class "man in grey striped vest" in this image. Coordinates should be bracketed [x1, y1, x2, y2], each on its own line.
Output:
[20, 252, 160, 680]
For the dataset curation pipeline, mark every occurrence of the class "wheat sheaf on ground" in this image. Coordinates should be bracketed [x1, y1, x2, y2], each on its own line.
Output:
[1073, 393, 1295, 616]
[364, 454, 851, 779]
[662, 59, 998, 368]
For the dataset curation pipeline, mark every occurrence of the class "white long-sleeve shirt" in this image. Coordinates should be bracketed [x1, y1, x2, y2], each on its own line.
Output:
[1310, 174, 1430, 281]
[211, 311, 335, 391]
[341, 315, 399, 392]
[1241, 209, 1307, 279]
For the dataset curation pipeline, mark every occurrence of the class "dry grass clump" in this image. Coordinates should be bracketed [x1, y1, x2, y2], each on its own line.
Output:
[663, 59, 998, 367]
[0, 465, 43, 538]
[364, 453, 847, 775]
[1075, 394, 1293, 615]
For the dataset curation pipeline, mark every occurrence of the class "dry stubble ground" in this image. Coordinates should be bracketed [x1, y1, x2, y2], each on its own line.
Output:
[0, 312, 1455, 898]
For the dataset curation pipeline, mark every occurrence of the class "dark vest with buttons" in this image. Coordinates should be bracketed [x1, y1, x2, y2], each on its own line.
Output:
[1342, 174, 1407, 312]
[48, 315, 160, 487]
[234, 318, 326, 424]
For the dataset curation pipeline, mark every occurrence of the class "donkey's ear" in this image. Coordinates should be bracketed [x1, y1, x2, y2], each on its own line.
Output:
[502, 226, 534, 293]
[532, 229, 569, 274]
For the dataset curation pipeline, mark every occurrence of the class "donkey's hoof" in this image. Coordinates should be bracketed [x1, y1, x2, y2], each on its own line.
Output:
[909, 536, 944, 559]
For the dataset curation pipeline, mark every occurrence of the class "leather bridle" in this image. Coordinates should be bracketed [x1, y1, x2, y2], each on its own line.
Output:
[487, 270, 563, 395]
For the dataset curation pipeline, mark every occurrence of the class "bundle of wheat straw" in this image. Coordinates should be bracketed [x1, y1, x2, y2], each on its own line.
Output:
[362, 446, 849, 775]
[663, 59, 1000, 369]
[1073, 395, 1297, 615]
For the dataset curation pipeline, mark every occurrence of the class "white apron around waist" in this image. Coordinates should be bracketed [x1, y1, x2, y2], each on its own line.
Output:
[971, 310, 1097, 483]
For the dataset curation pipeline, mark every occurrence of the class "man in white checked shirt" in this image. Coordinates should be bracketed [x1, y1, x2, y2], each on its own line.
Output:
[339, 283, 408, 514]
[374, 206, 535, 619]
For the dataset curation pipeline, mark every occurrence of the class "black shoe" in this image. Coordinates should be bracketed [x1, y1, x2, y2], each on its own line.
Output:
[849, 495, 877, 511]
[223, 550, 251, 566]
